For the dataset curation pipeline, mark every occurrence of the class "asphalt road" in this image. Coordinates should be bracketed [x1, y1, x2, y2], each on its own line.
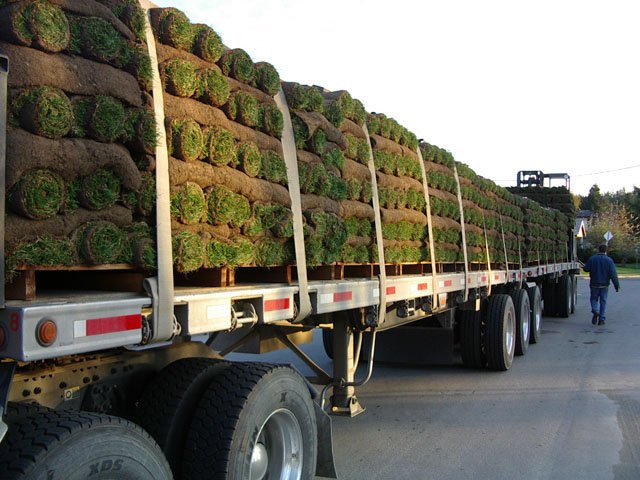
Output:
[233, 277, 640, 480]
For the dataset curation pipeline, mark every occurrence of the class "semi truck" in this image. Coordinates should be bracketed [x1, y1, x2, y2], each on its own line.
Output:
[0, 2, 580, 479]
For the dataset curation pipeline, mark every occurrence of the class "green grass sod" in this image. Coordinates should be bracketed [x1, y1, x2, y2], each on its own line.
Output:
[137, 173, 156, 217]
[196, 67, 230, 107]
[258, 104, 284, 138]
[253, 62, 281, 96]
[5, 235, 76, 281]
[157, 8, 195, 51]
[172, 231, 205, 273]
[192, 24, 223, 62]
[16, 86, 73, 139]
[76, 221, 127, 265]
[206, 185, 251, 228]
[236, 142, 262, 177]
[171, 182, 206, 225]
[261, 150, 288, 185]
[79, 169, 121, 211]
[218, 48, 254, 84]
[169, 118, 203, 162]
[8, 169, 65, 220]
[203, 126, 236, 166]
[161, 58, 198, 98]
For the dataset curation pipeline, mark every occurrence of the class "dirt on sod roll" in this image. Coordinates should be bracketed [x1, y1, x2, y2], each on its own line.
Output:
[2, 42, 143, 107]
[169, 159, 291, 207]
[6, 128, 141, 191]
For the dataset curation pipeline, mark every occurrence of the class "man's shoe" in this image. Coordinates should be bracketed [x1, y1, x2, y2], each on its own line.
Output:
[592, 313, 599, 325]
[598, 320, 605, 326]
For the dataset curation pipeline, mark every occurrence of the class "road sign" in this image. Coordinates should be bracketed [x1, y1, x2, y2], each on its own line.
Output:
[604, 231, 613, 245]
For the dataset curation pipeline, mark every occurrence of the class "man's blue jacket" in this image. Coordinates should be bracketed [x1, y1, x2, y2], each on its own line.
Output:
[583, 253, 620, 289]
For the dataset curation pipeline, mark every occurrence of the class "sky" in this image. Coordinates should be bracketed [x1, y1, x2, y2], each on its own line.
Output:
[156, 0, 640, 196]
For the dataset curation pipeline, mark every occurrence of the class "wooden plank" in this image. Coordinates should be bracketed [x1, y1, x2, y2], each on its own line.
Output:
[5, 270, 36, 301]
[234, 266, 293, 284]
[174, 268, 229, 288]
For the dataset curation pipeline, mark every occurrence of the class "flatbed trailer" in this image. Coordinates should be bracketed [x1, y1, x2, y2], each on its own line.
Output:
[0, 2, 582, 478]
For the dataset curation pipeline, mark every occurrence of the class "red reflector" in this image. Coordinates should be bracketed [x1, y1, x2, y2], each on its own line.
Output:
[418, 283, 428, 291]
[494, 275, 500, 281]
[333, 292, 353, 302]
[481, 276, 487, 282]
[85, 314, 141, 336]
[443, 280, 452, 287]
[264, 298, 290, 312]
[386, 287, 396, 295]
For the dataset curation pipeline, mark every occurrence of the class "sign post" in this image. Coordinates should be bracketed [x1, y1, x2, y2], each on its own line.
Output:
[604, 231, 613, 246]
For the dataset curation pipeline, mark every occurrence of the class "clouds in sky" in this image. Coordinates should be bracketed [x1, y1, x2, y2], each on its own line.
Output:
[156, 0, 640, 195]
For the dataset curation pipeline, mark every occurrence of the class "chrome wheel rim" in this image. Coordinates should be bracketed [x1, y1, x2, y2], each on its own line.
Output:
[522, 303, 530, 342]
[506, 310, 515, 356]
[250, 409, 303, 480]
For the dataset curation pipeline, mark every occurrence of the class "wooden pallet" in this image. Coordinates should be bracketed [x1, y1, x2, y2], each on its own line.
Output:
[5, 265, 145, 301]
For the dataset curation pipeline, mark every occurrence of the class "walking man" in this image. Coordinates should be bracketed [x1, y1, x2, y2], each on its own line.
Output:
[583, 244, 620, 325]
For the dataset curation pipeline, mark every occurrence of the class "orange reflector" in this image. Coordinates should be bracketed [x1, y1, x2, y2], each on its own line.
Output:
[37, 319, 57, 346]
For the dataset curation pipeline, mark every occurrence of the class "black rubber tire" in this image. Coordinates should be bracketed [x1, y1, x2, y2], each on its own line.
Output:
[182, 363, 318, 480]
[557, 275, 571, 318]
[542, 279, 557, 317]
[511, 289, 530, 356]
[527, 285, 543, 344]
[459, 308, 486, 368]
[570, 274, 578, 314]
[322, 328, 334, 359]
[0, 410, 172, 479]
[485, 294, 516, 371]
[134, 357, 230, 477]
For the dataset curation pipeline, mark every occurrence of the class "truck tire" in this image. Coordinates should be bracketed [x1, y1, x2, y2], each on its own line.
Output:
[459, 308, 486, 368]
[135, 357, 230, 476]
[322, 328, 333, 359]
[511, 289, 530, 356]
[527, 285, 543, 344]
[570, 274, 578, 314]
[0, 410, 172, 479]
[182, 363, 317, 480]
[542, 279, 557, 316]
[557, 275, 571, 318]
[485, 294, 516, 371]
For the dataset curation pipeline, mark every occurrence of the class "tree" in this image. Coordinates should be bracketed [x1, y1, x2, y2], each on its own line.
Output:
[580, 184, 608, 213]
[581, 204, 639, 264]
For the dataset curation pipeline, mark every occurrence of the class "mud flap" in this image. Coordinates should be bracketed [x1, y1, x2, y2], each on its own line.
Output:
[314, 400, 338, 478]
[0, 362, 16, 442]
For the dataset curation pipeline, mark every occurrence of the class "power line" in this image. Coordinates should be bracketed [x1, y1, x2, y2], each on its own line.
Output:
[573, 164, 640, 177]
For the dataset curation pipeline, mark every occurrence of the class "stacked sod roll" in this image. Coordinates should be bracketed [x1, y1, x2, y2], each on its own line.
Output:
[367, 113, 426, 263]
[507, 185, 576, 216]
[2, 0, 158, 278]
[421, 142, 466, 263]
[284, 83, 375, 266]
[150, 7, 292, 273]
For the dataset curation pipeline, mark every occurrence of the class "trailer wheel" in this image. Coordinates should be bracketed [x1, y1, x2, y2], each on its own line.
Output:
[485, 294, 516, 371]
[0, 410, 172, 479]
[557, 275, 571, 318]
[542, 279, 557, 316]
[459, 308, 486, 368]
[322, 328, 334, 359]
[135, 357, 230, 476]
[570, 274, 578, 314]
[527, 285, 543, 344]
[512, 289, 530, 356]
[182, 363, 317, 480]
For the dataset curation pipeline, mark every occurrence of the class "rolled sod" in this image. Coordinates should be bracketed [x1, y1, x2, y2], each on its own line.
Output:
[206, 185, 251, 228]
[203, 126, 236, 167]
[258, 104, 284, 138]
[322, 147, 345, 170]
[218, 48, 254, 85]
[254, 237, 290, 267]
[137, 173, 156, 217]
[345, 178, 363, 202]
[169, 118, 204, 162]
[152, 7, 195, 51]
[161, 58, 198, 98]
[78, 168, 122, 211]
[73, 95, 126, 143]
[69, 15, 130, 68]
[75, 221, 127, 265]
[196, 67, 230, 107]
[305, 210, 347, 265]
[0, 1, 70, 52]
[306, 128, 326, 155]
[127, 44, 153, 92]
[15, 86, 73, 139]
[236, 142, 261, 177]
[223, 91, 259, 127]
[5, 235, 76, 279]
[291, 114, 309, 149]
[9, 169, 65, 220]
[253, 61, 280, 96]
[172, 230, 205, 273]
[123, 108, 158, 154]
[132, 237, 157, 271]
[171, 182, 206, 225]
[328, 175, 347, 201]
[192, 23, 223, 62]
[342, 244, 370, 264]
[261, 150, 288, 185]
[113, 0, 146, 42]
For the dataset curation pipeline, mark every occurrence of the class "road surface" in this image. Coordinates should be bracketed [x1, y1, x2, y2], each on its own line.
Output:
[234, 277, 640, 480]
